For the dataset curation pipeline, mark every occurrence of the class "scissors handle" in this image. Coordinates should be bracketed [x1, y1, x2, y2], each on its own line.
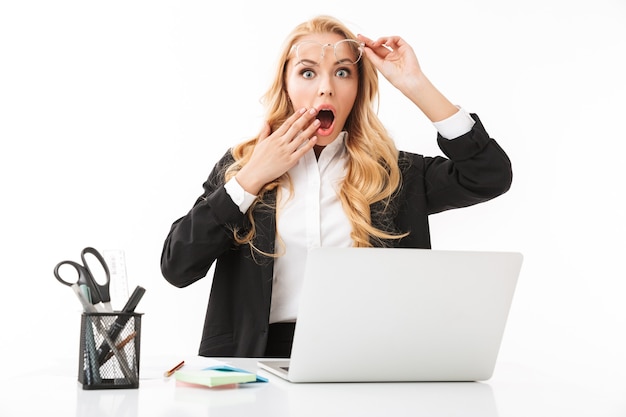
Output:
[80, 247, 112, 305]
[53, 260, 85, 287]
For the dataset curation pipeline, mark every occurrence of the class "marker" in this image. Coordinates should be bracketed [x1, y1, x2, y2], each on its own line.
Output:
[96, 285, 146, 366]
[72, 283, 98, 313]
[164, 360, 185, 377]
[77, 284, 102, 384]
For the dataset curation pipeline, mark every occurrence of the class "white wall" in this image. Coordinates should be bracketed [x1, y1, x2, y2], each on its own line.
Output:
[1, 0, 624, 383]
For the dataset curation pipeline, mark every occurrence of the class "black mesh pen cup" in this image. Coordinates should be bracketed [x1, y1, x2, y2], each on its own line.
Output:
[78, 312, 142, 389]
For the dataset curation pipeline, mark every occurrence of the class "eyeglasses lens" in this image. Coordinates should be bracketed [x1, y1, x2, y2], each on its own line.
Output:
[296, 40, 363, 65]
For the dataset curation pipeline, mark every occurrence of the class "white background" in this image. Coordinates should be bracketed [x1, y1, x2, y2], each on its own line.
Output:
[1, 0, 624, 398]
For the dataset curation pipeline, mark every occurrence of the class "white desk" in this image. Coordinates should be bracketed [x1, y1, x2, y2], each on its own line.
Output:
[3, 357, 625, 416]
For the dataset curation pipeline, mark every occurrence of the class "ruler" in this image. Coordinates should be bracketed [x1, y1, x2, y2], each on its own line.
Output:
[102, 249, 130, 311]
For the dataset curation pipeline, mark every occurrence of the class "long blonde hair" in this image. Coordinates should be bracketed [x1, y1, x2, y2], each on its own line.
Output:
[225, 15, 407, 253]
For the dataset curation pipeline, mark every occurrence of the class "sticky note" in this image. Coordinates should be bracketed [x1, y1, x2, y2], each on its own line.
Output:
[174, 369, 257, 388]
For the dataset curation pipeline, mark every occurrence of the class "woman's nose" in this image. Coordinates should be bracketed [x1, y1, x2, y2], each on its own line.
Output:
[318, 81, 333, 96]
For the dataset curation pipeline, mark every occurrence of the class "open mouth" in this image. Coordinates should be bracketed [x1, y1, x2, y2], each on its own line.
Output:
[316, 109, 335, 130]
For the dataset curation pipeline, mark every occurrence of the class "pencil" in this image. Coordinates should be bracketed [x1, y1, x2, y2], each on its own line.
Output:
[101, 331, 137, 365]
[164, 360, 185, 377]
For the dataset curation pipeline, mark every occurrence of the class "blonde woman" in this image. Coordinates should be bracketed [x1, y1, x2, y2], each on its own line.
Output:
[161, 15, 512, 358]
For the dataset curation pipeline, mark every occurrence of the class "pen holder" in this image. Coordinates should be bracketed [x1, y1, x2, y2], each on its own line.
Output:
[78, 312, 143, 390]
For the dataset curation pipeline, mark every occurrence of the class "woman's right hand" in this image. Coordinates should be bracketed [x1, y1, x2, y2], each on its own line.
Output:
[235, 107, 320, 195]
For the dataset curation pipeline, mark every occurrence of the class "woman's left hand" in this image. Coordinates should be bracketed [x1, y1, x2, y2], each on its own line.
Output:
[357, 33, 458, 123]
[357, 34, 423, 92]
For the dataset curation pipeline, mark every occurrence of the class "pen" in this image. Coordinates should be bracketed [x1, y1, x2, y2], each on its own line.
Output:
[164, 360, 185, 377]
[96, 285, 146, 366]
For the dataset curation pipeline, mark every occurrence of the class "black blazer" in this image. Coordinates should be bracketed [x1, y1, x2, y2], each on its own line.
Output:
[161, 114, 512, 357]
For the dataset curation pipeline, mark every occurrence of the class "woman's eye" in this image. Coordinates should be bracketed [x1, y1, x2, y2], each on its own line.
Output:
[301, 70, 315, 79]
[336, 68, 351, 78]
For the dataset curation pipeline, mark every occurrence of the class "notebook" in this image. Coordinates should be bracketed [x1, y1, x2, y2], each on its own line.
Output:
[257, 247, 523, 383]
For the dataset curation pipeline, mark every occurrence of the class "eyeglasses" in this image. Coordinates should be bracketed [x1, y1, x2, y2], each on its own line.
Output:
[291, 39, 365, 66]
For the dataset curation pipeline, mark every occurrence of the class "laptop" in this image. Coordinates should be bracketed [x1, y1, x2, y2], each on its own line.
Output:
[257, 247, 523, 383]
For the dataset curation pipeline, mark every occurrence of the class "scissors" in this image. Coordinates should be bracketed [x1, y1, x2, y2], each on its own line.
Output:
[54, 247, 113, 312]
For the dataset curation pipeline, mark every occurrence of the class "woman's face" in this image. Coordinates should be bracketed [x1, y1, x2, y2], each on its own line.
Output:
[285, 32, 360, 146]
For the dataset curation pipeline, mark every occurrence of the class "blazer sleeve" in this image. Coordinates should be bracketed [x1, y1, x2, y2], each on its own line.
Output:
[160, 150, 248, 287]
[424, 113, 513, 214]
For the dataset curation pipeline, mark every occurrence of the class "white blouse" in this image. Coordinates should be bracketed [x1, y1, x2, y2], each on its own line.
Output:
[270, 133, 352, 323]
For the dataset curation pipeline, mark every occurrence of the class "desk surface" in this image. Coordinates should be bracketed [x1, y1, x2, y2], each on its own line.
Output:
[3, 357, 625, 417]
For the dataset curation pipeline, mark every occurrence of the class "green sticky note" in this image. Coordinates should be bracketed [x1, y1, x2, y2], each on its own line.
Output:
[174, 369, 257, 387]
